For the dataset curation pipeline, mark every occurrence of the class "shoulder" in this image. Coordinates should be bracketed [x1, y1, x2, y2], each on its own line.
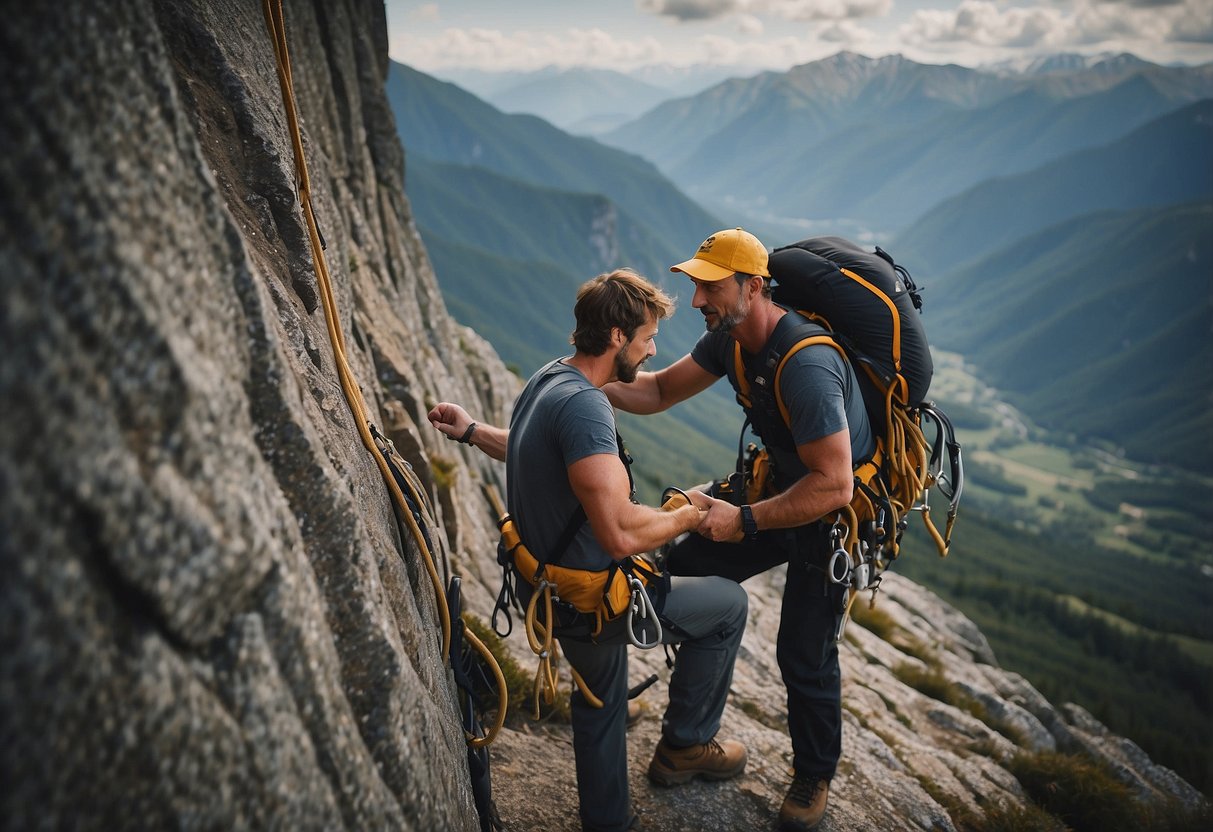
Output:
[691, 330, 732, 373]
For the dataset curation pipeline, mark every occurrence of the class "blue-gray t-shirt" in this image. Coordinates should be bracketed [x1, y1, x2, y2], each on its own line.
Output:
[507, 359, 618, 572]
[691, 317, 874, 490]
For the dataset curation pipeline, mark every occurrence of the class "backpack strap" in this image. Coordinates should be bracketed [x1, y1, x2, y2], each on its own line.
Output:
[837, 265, 912, 404]
[771, 334, 849, 429]
[728, 311, 847, 451]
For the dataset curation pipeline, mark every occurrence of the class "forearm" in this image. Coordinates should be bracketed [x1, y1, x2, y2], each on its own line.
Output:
[600, 502, 702, 560]
[751, 470, 853, 531]
[466, 422, 508, 462]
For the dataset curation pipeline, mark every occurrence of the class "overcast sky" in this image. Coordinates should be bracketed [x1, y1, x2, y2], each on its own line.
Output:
[386, 0, 1213, 73]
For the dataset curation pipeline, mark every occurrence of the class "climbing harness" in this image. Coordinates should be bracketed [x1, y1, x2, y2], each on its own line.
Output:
[486, 462, 668, 719]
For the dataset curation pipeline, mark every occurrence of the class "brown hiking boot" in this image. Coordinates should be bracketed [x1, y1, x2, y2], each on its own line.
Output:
[647, 737, 747, 786]
[778, 776, 829, 830]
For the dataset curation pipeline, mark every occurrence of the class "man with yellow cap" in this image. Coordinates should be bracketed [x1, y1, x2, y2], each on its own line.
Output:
[606, 228, 875, 831]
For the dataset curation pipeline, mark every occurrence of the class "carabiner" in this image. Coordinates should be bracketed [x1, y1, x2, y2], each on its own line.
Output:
[626, 575, 662, 649]
[828, 547, 852, 585]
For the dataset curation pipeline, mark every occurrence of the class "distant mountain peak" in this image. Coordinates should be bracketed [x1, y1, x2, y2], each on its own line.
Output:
[985, 51, 1155, 76]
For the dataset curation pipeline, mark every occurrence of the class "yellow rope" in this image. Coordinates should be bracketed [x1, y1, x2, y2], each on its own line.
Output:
[261, 0, 450, 660]
[461, 623, 508, 748]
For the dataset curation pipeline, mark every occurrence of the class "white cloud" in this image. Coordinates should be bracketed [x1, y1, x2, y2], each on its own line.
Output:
[818, 19, 876, 44]
[395, 26, 670, 70]
[753, 0, 891, 22]
[410, 3, 440, 23]
[639, 0, 891, 22]
[901, 0, 1213, 52]
[737, 13, 765, 34]
[902, 1, 1066, 48]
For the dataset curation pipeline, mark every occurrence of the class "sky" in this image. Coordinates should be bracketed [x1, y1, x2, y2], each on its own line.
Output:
[385, 0, 1213, 74]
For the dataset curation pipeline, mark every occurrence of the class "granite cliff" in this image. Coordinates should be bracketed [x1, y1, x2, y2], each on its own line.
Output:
[0, 2, 1204, 830]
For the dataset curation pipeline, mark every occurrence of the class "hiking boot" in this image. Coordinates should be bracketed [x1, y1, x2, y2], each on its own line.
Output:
[647, 737, 747, 786]
[778, 776, 829, 830]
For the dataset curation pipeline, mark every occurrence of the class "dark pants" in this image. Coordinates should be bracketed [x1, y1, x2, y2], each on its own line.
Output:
[554, 574, 749, 832]
[667, 525, 846, 781]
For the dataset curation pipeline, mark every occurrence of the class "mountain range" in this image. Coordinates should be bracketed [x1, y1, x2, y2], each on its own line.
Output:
[433, 63, 756, 134]
[388, 52, 1213, 475]
[601, 51, 1213, 235]
[386, 62, 740, 495]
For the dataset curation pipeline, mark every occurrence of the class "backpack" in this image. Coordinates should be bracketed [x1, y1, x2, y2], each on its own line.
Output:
[725, 237, 963, 637]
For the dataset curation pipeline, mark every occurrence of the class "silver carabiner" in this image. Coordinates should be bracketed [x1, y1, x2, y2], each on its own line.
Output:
[828, 547, 852, 585]
[625, 575, 661, 649]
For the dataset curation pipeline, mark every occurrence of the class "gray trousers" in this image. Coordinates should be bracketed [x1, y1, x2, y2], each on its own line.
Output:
[558, 574, 749, 832]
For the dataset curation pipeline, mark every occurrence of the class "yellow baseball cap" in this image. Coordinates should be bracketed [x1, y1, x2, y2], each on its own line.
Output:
[670, 227, 770, 281]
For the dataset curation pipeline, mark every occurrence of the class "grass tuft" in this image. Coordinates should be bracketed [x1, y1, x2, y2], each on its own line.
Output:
[851, 601, 898, 640]
[1007, 750, 1148, 832]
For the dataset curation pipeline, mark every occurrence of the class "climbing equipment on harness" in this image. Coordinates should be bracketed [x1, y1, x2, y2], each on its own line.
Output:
[498, 515, 665, 636]
[485, 439, 670, 719]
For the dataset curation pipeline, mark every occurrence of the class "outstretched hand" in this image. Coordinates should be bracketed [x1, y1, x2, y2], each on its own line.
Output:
[695, 496, 744, 543]
[428, 401, 473, 442]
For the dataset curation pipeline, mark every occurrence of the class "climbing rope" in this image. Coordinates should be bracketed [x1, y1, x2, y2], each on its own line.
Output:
[261, 0, 514, 747]
[261, 0, 451, 661]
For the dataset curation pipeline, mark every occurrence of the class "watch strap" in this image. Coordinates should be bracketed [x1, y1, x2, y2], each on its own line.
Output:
[740, 504, 758, 542]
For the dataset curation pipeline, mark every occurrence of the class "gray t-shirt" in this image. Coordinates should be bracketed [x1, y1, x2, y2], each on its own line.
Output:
[507, 359, 618, 572]
[692, 318, 874, 490]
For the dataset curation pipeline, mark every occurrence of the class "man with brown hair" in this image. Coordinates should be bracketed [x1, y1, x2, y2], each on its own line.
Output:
[605, 232, 875, 831]
[430, 268, 749, 832]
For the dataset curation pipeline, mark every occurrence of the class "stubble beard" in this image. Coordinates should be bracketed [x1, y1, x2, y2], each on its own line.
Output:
[705, 290, 749, 334]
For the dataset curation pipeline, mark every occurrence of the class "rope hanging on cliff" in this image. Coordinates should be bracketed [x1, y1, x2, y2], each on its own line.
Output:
[259, 0, 454, 660]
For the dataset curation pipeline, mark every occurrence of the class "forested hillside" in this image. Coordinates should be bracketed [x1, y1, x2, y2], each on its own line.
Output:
[894, 99, 1213, 271]
[386, 62, 741, 497]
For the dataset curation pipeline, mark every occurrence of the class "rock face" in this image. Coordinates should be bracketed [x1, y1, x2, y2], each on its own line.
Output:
[1, 1, 511, 829]
[0, 2, 1205, 831]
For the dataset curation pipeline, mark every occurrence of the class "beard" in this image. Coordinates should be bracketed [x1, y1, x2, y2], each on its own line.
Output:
[704, 289, 749, 334]
[614, 349, 646, 384]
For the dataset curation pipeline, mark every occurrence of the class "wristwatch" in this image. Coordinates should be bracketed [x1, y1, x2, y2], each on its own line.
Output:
[739, 504, 759, 543]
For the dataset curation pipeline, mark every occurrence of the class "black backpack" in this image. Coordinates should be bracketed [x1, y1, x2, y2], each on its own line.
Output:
[731, 237, 964, 638]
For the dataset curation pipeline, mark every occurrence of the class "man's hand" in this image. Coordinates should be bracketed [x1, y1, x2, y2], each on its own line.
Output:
[427, 401, 509, 461]
[428, 402, 473, 442]
[694, 495, 744, 543]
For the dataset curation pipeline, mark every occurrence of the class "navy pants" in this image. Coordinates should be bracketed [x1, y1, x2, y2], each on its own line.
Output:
[667, 525, 845, 781]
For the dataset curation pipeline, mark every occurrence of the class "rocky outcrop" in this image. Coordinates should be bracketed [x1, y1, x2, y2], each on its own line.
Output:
[0, 2, 1204, 831]
[483, 572, 1207, 831]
